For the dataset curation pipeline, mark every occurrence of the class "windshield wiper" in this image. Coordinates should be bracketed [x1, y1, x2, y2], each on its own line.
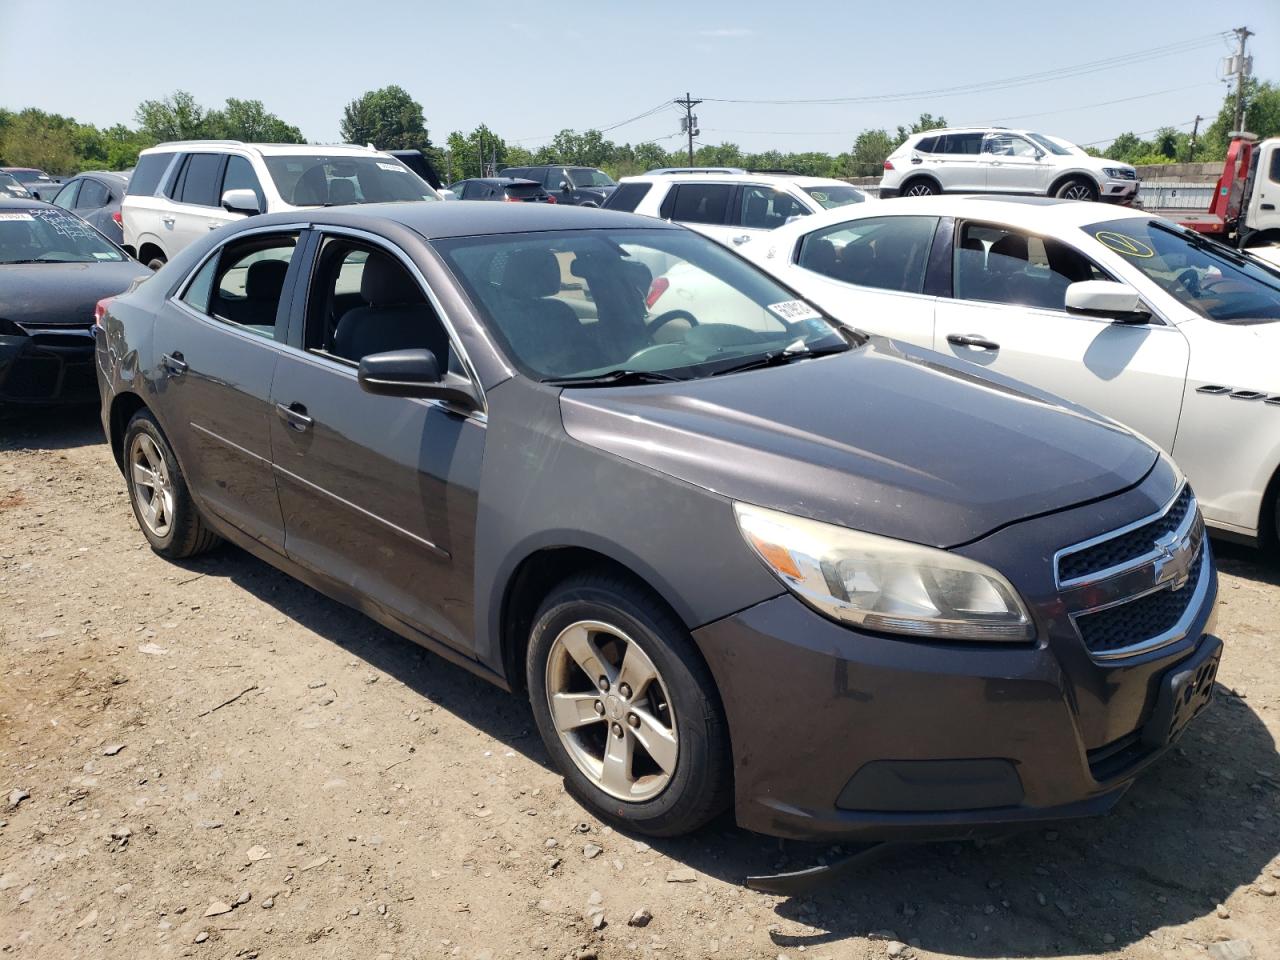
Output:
[543, 369, 685, 387]
[707, 342, 847, 378]
[1148, 220, 1251, 267]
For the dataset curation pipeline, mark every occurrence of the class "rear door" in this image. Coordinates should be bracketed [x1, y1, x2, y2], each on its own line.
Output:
[157, 228, 307, 549]
[269, 230, 486, 652]
[165, 153, 230, 253]
[933, 220, 1188, 451]
[933, 132, 987, 191]
[659, 181, 737, 245]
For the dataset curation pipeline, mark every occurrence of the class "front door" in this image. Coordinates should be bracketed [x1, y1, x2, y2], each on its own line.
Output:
[732, 184, 810, 247]
[269, 233, 486, 652]
[935, 221, 1189, 451]
[157, 229, 305, 550]
[981, 133, 1052, 194]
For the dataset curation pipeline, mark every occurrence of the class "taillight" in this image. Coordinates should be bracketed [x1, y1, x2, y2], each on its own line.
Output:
[546, 194, 557, 203]
[94, 297, 114, 328]
[504, 195, 520, 202]
[883, 160, 894, 170]
[112, 211, 122, 225]
[645, 277, 669, 308]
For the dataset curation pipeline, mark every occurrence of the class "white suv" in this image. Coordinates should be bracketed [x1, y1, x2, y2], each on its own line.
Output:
[122, 141, 440, 268]
[604, 171, 870, 248]
[880, 128, 1138, 204]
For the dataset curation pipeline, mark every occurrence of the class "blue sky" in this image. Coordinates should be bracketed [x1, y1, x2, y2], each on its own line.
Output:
[2, 0, 1275, 154]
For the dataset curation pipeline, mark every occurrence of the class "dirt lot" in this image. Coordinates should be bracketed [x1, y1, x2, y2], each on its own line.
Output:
[2, 408, 1278, 960]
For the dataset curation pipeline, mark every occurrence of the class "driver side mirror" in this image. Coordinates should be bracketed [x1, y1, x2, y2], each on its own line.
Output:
[357, 348, 481, 410]
[559, 181, 570, 191]
[221, 188, 262, 216]
[1065, 280, 1150, 323]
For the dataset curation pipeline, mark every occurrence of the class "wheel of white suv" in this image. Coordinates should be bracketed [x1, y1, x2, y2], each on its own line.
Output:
[123, 410, 219, 559]
[526, 573, 731, 837]
[146, 255, 167, 271]
[1054, 177, 1099, 202]
[901, 178, 938, 197]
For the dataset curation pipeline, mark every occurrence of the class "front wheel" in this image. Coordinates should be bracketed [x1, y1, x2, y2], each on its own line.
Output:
[527, 574, 731, 837]
[1055, 177, 1099, 202]
[123, 409, 219, 559]
[145, 255, 166, 271]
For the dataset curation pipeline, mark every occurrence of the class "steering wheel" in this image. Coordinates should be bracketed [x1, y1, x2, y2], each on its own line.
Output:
[647, 309, 699, 335]
[1175, 268, 1202, 298]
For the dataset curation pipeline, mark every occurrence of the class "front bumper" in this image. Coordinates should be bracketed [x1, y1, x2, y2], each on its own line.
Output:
[1100, 176, 1140, 204]
[0, 326, 97, 405]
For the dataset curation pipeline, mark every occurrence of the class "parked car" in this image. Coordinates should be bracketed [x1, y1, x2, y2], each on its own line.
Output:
[606, 171, 869, 248]
[1, 167, 61, 200]
[96, 201, 1218, 842]
[387, 148, 444, 189]
[447, 177, 554, 203]
[880, 127, 1138, 203]
[743, 194, 1280, 545]
[0, 198, 150, 407]
[498, 165, 616, 206]
[122, 141, 440, 269]
[0, 171, 32, 199]
[50, 171, 130, 245]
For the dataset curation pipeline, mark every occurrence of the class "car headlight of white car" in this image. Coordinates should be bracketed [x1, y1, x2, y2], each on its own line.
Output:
[735, 503, 1034, 641]
[1101, 167, 1132, 179]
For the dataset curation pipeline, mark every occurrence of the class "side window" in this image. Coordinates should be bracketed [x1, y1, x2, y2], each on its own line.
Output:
[166, 155, 190, 200]
[604, 182, 652, 212]
[739, 186, 808, 229]
[1269, 149, 1280, 184]
[982, 133, 1038, 158]
[127, 152, 173, 196]
[954, 222, 1107, 310]
[940, 133, 983, 155]
[77, 179, 110, 210]
[544, 168, 566, 189]
[179, 153, 224, 207]
[796, 216, 939, 294]
[222, 156, 265, 211]
[914, 136, 938, 154]
[669, 183, 734, 225]
[51, 180, 80, 210]
[182, 234, 299, 338]
[304, 237, 454, 368]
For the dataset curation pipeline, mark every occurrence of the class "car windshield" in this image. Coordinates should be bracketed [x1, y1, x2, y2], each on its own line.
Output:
[13, 170, 55, 184]
[803, 185, 866, 209]
[435, 228, 850, 382]
[0, 207, 124, 264]
[568, 168, 616, 188]
[1026, 133, 1072, 156]
[262, 155, 438, 206]
[1084, 217, 1280, 325]
[0, 173, 26, 194]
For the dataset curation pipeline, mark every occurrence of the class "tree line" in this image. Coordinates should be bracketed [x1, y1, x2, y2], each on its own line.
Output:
[2, 81, 1276, 180]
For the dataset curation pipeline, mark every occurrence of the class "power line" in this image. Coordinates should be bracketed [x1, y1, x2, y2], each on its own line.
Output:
[510, 98, 674, 143]
[1078, 117, 1199, 148]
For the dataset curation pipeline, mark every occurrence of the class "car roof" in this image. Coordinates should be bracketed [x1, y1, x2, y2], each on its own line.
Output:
[619, 171, 854, 189]
[459, 177, 539, 185]
[787, 195, 1152, 233]
[245, 200, 677, 239]
[140, 141, 384, 158]
[0, 197, 54, 210]
[72, 171, 129, 183]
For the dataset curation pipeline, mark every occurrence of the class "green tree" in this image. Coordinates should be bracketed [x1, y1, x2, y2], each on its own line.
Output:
[895, 113, 945, 144]
[444, 124, 509, 181]
[206, 99, 303, 142]
[1201, 79, 1280, 160]
[0, 109, 78, 174]
[340, 85, 431, 151]
[850, 128, 894, 177]
[135, 90, 208, 142]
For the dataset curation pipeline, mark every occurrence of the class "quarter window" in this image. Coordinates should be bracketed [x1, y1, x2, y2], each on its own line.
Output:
[797, 216, 939, 294]
[914, 136, 939, 153]
[182, 234, 299, 338]
[604, 181, 653, 213]
[127, 152, 173, 196]
[954, 222, 1107, 310]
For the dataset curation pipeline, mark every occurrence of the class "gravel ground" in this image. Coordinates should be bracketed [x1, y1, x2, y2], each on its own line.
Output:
[2, 407, 1278, 960]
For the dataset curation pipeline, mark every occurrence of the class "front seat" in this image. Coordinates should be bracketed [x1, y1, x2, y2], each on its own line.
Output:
[232, 258, 290, 328]
[328, 179, 357, 205]
[333, 255, 449, 364]
[495, 248, 588, 375]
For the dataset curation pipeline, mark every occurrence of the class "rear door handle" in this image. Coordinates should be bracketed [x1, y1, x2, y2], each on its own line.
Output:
[731, 234, 751, 245]
[946, 333, 1000, 351]
[1262, 203, 1275, 211]
[161, 216, 175, 226]
[275, 401, 314, 432]
[161, 351, 187, 375]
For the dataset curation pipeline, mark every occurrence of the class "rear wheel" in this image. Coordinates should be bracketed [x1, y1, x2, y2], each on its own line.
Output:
[146, 255, 166, 271]
[123, 410, 219, 559]
[527, 574, 731, 837]
[1055, 177, 1099, 202]
[901, 178, 938, 197]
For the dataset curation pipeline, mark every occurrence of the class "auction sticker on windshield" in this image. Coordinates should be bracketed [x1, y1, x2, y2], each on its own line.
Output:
[769, 300, 822, 322]
[376, 162, 407, 172]
[0, 212, 35, 221]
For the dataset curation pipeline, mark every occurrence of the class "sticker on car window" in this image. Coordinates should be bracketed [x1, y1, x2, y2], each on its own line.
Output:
[376, 162, 407, 172]
[768, 299, 822, 322]
[1094, 231, 1155, 258]
[0, 212, 34, 221]
[93, 251, 116, 259]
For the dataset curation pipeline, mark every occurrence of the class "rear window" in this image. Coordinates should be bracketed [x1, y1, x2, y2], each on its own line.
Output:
[504, 182, 543, 199]
[604, 182, 653, 212]
[127, 153, 174, 196]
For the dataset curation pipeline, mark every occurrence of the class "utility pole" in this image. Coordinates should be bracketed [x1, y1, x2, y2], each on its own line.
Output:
[1188, 114, 1203, 162]
[1229, 26, 1254, 132]
[675, 92, 702, 166]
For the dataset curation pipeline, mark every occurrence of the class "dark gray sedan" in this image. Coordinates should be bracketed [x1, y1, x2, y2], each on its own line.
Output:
[94, 202, 1219, 846]
[50, 171, 130, 245]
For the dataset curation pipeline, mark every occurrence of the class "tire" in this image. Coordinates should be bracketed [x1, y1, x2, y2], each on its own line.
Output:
[901, 178, 938, 197]
[146, 255, 166, 271]
[526, 573, 731, 837]
[123, 409, 219, 559]
[1054, 177, 1099, 202]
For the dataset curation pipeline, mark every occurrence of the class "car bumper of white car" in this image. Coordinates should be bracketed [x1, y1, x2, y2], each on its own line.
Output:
[1100, 177, 1140, 204]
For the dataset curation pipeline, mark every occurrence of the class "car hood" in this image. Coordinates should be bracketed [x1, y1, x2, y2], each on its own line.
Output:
[0, 260, 152, 328]
[559, 338, 1157, 548]
[1073, 154, 1134, 175]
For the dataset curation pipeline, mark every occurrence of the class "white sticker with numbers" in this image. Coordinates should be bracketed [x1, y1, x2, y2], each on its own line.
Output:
[768, 299, 821, 322]
[0, 212, 34, 221]
[376, 162, 406, 172]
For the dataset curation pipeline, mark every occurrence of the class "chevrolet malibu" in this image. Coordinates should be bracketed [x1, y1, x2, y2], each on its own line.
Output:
[95, 203, 1220, 841]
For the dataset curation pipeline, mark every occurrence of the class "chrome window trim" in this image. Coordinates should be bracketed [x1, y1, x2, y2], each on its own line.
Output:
[1053, 483, 1191, 589]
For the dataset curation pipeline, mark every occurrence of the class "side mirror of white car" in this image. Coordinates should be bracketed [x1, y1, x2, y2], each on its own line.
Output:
[221, 188, 262, 216]
[438, 189, 457, 201]
[1065, 280, 1150, 323]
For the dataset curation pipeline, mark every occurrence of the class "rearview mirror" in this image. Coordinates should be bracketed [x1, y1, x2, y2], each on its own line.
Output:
[221, 188, 262, 216]
[1065, 280, 1150, 323]
[357, 348, 480, 409]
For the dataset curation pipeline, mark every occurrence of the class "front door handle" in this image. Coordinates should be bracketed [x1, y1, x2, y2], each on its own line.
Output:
[946, 333, 1000, 351]
[161, 216, 175, 226]
[731, 234, 751, 245]
[161, 351, 187, 375]
[275, 401, 314, 432]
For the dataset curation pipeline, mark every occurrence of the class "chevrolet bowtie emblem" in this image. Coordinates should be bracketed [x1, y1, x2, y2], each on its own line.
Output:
[1152, 528, 1195, 592]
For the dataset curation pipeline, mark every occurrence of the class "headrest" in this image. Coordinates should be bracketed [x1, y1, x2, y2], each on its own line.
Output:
[360, 255, 422, 305]
[502, 248, 561, 299]
[245, 258, 289, 299]
[990, 233, 1029, 262]
[328, 179, 357, 204]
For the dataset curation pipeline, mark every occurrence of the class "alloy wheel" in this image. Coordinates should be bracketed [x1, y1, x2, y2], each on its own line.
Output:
[544, 619, 679, 802]
[1061, 182, 1095, 201]
[904, 182, 935, 197]
[130, 433, 174, 537]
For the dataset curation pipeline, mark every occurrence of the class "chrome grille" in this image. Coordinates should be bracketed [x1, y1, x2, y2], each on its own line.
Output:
[1058, 486, 1192, 584]
[1075, 549, 1205, 655]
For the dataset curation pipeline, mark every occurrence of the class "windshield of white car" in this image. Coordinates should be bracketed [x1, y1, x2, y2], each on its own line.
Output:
[803, 185, 866, 209]
[263, 155, 438, 206]
[1085, 218, 1280, 325]
[0, 208, 124, 264]
[568, 169, 616, 188]
[434, 228, 851, 383]
[1026, 133, 1072, 156]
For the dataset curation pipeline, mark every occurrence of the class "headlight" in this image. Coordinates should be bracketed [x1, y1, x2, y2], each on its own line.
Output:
[734, 503, 1034, 642]
[1102, 167, 1130, 178]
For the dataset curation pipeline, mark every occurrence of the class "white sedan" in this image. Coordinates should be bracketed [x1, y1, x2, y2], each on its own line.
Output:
[742, 196, 1280, 545]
